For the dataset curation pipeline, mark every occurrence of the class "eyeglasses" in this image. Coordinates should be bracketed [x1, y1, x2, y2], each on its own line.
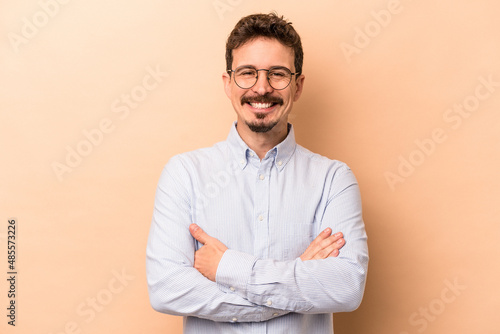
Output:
[227, 65, 297, 90]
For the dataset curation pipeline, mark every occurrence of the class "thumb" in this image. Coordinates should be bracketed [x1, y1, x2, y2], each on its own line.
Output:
[189, 223, 210, 245]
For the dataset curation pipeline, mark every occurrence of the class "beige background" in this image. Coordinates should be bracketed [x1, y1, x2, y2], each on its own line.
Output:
[1, 0, 499, 333]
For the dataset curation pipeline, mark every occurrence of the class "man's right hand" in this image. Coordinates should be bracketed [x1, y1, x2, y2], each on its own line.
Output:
[300, 228, 345, 261]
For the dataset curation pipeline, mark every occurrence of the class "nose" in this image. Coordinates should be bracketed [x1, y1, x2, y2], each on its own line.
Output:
[251, 70, 274, 95]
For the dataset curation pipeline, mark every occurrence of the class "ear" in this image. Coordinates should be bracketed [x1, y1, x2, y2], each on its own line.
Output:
[293, 74, 305, 102]
[222, 72, 232, 99]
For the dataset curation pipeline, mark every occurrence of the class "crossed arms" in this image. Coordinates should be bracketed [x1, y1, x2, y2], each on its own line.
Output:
[189, 223, 346, 282]
[146, 157, 369, 322]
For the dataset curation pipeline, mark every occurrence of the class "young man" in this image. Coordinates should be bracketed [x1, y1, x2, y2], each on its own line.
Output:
[147, 13, 368, 333]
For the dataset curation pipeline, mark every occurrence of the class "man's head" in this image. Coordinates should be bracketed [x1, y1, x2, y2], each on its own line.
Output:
[223, 13, 305, 135]
[225, 13, 304, 78]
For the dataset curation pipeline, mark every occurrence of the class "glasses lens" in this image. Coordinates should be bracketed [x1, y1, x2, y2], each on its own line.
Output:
[234, 67, 258, 89]
[268, 67, 292, 90]
[233, 66, 293, 90]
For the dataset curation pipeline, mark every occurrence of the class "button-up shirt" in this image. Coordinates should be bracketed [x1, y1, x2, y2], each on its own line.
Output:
[146, 122, 369, 333]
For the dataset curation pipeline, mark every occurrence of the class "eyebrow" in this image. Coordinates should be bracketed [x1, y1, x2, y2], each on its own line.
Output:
[236, 65, 290, 70]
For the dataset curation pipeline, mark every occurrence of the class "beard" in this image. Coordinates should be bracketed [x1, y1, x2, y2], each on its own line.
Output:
[246, 121, 278, 132]
[246, 113, 279, 133]
[241, 93, 283, 133]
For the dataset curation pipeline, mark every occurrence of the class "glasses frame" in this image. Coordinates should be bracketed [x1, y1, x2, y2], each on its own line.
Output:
[227, 65, 298, 90]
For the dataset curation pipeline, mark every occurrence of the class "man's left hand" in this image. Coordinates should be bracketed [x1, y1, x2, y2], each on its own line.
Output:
[189, 223, 228, 281]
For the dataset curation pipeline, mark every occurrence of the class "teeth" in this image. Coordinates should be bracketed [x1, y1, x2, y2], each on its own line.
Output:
[250, 102, 272, 109]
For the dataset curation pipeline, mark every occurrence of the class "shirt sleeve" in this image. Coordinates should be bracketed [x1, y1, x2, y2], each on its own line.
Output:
[146, 156, 289, 322]
[215, 167, 369, 313]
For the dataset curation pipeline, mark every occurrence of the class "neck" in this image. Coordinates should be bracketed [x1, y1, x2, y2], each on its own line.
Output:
[236, 121, 289, 159]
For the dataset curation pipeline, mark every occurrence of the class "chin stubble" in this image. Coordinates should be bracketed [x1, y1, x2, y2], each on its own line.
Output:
[241, 93, 282, 133]
[246, 119, 279, 133]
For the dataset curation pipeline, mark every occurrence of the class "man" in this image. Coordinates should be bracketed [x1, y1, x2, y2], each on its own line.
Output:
[146, 13, 368, 333]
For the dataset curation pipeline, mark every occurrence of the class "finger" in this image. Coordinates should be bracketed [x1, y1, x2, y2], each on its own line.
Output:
[303, 228, 330, 252]
[309, 230, 341, 255]
[300, 228, 332, 261]
[311, 228, 332, 246]
[312, 238, 345, 260]
[329, 249, 339, 258]
[318, 232, 343, 250]
[189, 224, 211, 245]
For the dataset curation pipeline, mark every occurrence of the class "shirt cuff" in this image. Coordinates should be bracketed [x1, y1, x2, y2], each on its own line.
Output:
[216, 249, 257, 297]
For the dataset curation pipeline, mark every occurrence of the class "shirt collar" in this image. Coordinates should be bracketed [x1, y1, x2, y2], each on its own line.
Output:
[226, 121, 296, 171]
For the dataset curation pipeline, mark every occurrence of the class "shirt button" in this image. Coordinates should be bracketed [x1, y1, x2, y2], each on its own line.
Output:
[258, 215, 264, 221]
[232, 317, 238, 322]
[259, 174, 265, 180]
[240, 159, 245, 165]
[273, 313, 279, 317]
[266, 300, 272, 306]
[277, 160, 283, 166]
[250, 152, 255, 157]
[230, 286, 235, 292]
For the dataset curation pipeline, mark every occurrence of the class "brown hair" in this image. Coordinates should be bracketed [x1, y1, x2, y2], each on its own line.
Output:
[225, 13, 304, 76]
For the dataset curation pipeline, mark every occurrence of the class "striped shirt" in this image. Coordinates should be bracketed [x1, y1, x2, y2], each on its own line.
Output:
[146, 122, 369, 333]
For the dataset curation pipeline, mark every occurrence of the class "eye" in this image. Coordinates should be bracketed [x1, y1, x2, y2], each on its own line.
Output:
[236, 69, 257, 77]
[270, 71, 285, 78]
[269, 69, 289, 79]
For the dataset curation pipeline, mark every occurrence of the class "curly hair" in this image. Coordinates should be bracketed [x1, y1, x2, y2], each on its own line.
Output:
[225, 13, 304, 76]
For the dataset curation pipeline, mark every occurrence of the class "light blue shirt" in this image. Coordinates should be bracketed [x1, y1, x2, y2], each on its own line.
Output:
[146, 122, 369, 333]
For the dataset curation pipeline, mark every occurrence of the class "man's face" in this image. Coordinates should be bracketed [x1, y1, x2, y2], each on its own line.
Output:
[223, 37, 304, 134]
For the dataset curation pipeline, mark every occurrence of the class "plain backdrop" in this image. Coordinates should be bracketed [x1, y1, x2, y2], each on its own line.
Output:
[1, 1, 499, 333]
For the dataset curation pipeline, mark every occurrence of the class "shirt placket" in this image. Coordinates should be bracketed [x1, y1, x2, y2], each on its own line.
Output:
[253, 156, 272, 260]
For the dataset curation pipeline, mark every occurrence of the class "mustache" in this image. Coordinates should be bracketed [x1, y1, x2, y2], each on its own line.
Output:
[241, 94, 283, 105]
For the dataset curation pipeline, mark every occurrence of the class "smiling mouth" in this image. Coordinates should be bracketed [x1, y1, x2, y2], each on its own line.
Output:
[249, 102, 275, 109]
[241, 94, 283, 110]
